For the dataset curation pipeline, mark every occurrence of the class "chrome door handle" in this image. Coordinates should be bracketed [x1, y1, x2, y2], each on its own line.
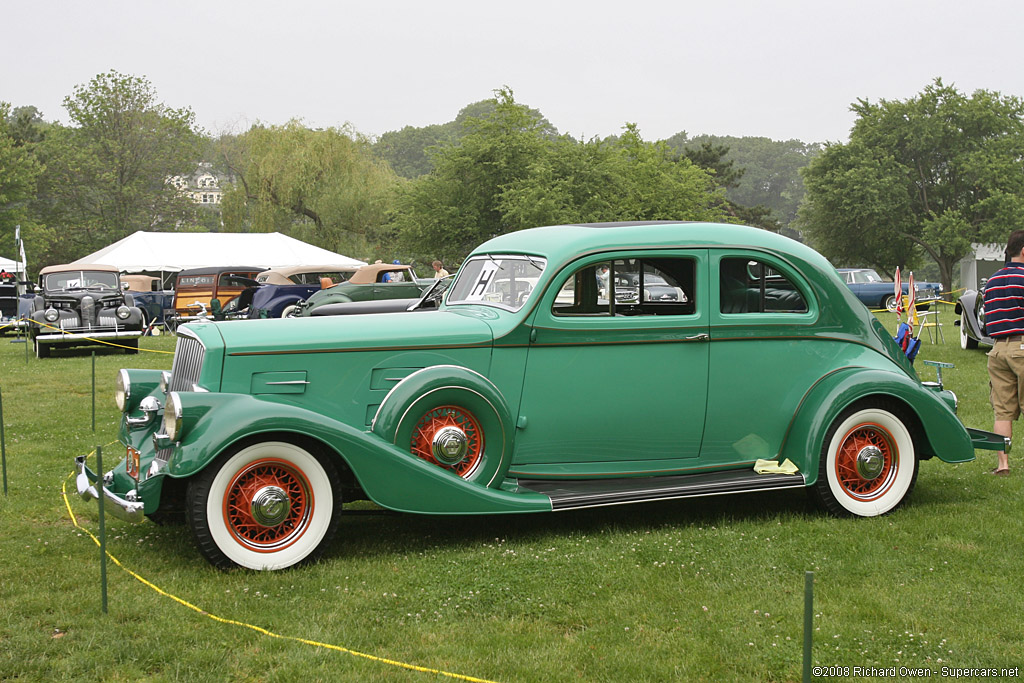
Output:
[685, 333, 709, 342]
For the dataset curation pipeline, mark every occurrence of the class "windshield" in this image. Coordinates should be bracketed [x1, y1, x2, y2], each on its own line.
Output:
[447, 255, 546, 311]
[44, 271, 119, 292]
[852, 270, 883, 284]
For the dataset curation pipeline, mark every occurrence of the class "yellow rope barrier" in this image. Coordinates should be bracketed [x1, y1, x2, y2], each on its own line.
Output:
[63, 457, 499, 683]
[28, 319, 174, 354]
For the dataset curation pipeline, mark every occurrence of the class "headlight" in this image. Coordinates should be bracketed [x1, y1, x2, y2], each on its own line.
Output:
[115, 369, 131, 412]
[159, 370, 171, 394]
[116, 305, 131, 320]
[162, 392, 183, 441]
[44, 308, 59, 323]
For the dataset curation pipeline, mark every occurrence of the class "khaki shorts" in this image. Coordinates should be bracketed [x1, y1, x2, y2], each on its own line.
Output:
[988, 337, 1024, 421]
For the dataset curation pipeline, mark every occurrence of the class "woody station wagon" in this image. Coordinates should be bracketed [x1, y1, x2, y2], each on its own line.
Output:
[77, 222, 1006, 570]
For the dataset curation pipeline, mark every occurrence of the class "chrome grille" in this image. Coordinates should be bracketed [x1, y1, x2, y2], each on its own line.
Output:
[169, 331, 205, 392]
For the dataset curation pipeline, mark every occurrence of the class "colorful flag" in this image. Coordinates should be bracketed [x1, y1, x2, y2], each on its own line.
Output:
[894, 267, 903, 319]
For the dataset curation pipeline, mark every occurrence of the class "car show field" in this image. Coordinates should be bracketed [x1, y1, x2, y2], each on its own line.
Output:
[1, 271, 1023, 680]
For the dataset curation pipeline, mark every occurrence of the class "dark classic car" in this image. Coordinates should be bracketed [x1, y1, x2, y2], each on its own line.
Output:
[837, 268, 942, 311]
[78, 222, 1005, 570]
[954, 288, 993, 350]
[29, 264, 144, 357]
[245, 265, 362, 319]
[122, 275, 175, 329]
[291, 263, 430, 317]
[0, 279, 20, 334]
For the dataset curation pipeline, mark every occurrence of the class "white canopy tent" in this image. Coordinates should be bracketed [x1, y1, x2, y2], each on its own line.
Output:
[72, 231, 365, 273]
[0, 255, 20, 271]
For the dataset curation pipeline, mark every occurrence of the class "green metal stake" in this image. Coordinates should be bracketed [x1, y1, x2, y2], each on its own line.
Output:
[803, 571, 814, 682]
[1, 384, 7, 496]
[91, 351, 96, 432]
[96, 445, 108, 614]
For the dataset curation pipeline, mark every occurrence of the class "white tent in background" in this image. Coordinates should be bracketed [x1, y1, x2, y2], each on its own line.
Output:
[0, 255, 20, 271]
[72, 231, 365, 273]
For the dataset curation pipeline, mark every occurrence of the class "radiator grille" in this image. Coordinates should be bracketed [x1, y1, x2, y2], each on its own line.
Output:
[169, 332, 205, 392]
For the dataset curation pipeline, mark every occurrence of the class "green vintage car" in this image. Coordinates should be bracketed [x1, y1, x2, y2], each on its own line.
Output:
[77, 222, 1006, 570]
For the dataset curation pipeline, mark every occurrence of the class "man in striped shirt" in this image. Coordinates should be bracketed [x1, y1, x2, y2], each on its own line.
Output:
[982, 229, 1024, 475]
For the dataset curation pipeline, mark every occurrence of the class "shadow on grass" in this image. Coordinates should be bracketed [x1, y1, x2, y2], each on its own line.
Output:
[325, 488, 822, 563]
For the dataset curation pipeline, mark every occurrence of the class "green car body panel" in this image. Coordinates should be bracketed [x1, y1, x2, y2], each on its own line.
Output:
[86, 222, 1001, 569]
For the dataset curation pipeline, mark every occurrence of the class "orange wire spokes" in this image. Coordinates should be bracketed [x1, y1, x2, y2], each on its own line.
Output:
[410, 406, 484, 478]
[225, 460, 311, 550]
[835, 425, 896, 499]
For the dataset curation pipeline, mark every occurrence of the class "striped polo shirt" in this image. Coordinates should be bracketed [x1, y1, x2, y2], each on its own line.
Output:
[983, 262, 1024, 337]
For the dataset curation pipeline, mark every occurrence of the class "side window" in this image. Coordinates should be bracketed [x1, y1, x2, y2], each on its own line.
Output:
[553, 257, 696, 317]
[720, 258, 807, 314]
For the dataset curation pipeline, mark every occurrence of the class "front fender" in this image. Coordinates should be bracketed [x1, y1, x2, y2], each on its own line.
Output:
[162, 392, 548, 515]
[781, 367, 975, 483]
[957, 290, 984, 338]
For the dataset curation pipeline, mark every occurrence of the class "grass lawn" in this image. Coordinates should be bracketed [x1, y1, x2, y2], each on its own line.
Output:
[1, 305, 1022, 682]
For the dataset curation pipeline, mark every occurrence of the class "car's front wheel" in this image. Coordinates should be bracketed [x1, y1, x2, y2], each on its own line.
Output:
[960, 311, 979, 349]
[812, 403, 918, 517]
[34, 338, 49, 359]
[884, 294, 898, 312]
[186, 440, 343, 570]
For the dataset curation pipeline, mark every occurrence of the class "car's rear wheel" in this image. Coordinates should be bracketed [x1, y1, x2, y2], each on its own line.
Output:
[884, 294, 898, 311]
[812, 403, 918, 517]
[186, 440, 343, 570]
[960, 311, 979, 349]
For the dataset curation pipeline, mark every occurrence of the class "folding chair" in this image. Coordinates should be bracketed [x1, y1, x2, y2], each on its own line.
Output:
[917, 310, 945, 343]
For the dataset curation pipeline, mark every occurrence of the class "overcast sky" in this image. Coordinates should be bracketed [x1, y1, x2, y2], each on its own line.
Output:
[4, 0, 1024, 144]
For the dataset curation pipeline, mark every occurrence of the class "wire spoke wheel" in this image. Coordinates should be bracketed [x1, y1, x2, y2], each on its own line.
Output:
[813, 404, 918, 517]
[834, 424, 896, 500]
[224, 459, 312, 551]
[187, 441, 342, 570]
[410, 405, 484, 479]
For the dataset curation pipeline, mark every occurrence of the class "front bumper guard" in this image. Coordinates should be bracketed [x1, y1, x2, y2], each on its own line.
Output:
[37, 330, 143, 342]
[966, 427, 1011, 453]
[74, 456, 146, 523]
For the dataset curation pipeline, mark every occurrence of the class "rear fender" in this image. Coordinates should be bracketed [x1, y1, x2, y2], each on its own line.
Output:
[781, 368, 974, 484]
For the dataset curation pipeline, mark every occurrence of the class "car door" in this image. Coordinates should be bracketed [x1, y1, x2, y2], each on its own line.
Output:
[702, 250, 818, 467]
[510, 251, 709, 477]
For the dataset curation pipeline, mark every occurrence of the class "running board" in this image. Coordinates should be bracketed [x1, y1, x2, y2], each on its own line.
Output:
[517, 469, 806, 511]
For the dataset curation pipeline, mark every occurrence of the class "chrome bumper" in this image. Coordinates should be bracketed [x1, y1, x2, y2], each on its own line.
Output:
[37, 330, 142, 342]
[74, 456, 146, 523]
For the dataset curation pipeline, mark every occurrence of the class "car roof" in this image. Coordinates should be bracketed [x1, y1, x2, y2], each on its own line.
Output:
[40, 263, 120, 275]
[348, 263, 415, 284]
[471, 222, 833, 273]
[257, 264, 362, 285]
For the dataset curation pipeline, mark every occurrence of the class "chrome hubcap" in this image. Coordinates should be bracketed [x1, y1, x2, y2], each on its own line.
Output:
[855, 445, 885, 480]
[432, 425, 468, 466]
[250, 485, 291, 527]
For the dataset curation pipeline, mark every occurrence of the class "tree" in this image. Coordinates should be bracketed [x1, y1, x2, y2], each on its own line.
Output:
[389, 88, 551, 263]
[0, 102, 43, 262]
[373, 98, 558, 179]
[391, 88, 732, 265]
[799, 79, 1024, 292]
[218, 121, 397, 258]
[665, 133, 820, 232]
[31, 71, 202, 263]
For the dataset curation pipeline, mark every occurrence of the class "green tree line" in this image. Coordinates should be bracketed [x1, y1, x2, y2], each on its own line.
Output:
[5, 72, 1022, 290]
